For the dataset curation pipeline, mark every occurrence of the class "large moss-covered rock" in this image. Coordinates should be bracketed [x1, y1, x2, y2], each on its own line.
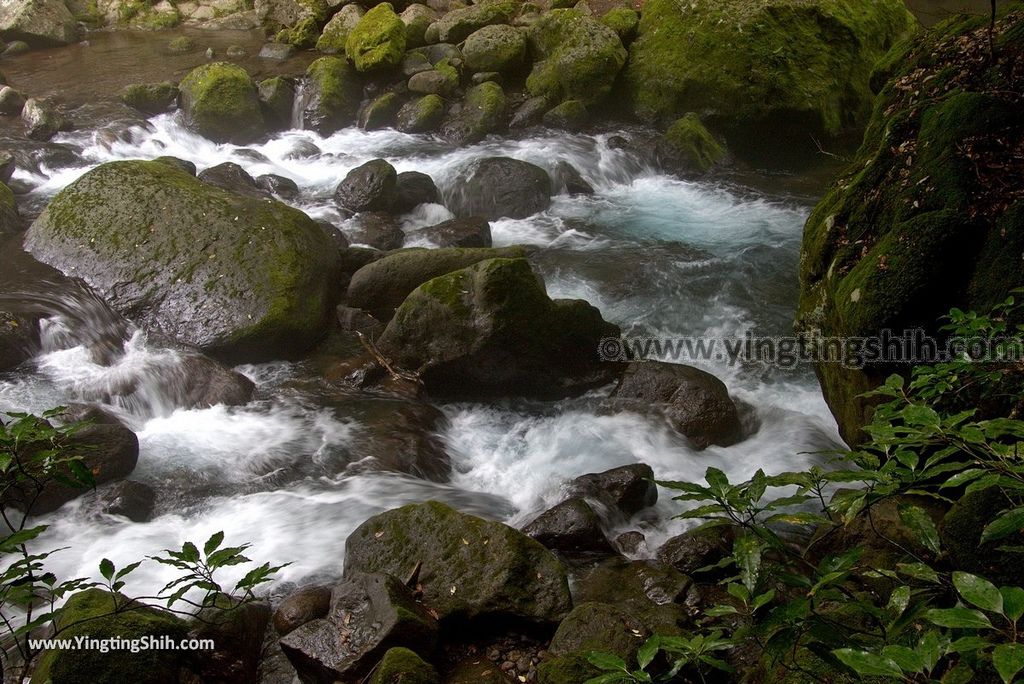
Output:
[795, 8, 1024, 443]
[0, 180, 21, 235]
[316, 3, 363, 53]
[623, 0, 917, 144]
[440, 81, 507, 145]
[426, 0, 517, 43]
[662, 113, 727, 173]
[120, 82, 178, 116]
[548, 602, 648, 662]
[0, 0, 79, 47]
[940, 487, 1024, 588]
[344, 501, 572, 624]
[178, 62, 265, 144]
[370, 648, 440, 684]
[377, 257, 620, 398]
[396, 94, 446, 133]
[347, 3, 407, 72]
[24, 160, 339, 362]
[600, 6, 638, 43]
[300, 56, 363, 134]
[401, 3, 436, 48]
[30, 589, 190, 684]
[525, 8, 626, 105]
[463, 24, 526, 73]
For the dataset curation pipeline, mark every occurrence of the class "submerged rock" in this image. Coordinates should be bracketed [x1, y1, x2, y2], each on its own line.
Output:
[377, 257, 620, 398]
[120, 82, 179, 116]
[96, 480, 156, 522]
[660, 113, 728, 173]
[447, 157, 550, 220]
[344, 501, 572, 624]
[178, 62, 265, 144]
[25, 160, 340, 362]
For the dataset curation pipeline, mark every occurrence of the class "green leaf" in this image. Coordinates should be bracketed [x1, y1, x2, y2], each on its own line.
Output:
[897, 503, 941, 555]
[993, 643, 1024, 684]
[917, 631, 943, 673]
[204, 531, 225, 557]
[705, 467, 729, 492]
[897, 562, 941, 583]
[953, 572, 1003, 615]
[99, 558, 114, 582]
[941, 663, 974, 684]
[881, 645, 923, 673]
[733, 535, 762, 594]
[886, 586, 911, 618]
[636, 636, 659, 670]
[924, 608, 993, 629]
[181, 542, 200, 563]
[586, 652, 628, 673]
[1000, 586, 1024, 621]
[832, 649, 903, 678]
[981, 507, 1024, 544]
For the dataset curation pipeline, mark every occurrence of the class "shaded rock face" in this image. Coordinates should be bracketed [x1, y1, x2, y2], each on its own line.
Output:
[24, 160, 340, 363]
[623, 0, 916, 151]
[0, 0, 79, 47]
[0, 310, 39, 371]
[273, 585, 333, 636]
[300, 57, 363, 135]
[175, 354, 256, 408]
[370, 647, 440, 684]
[568, 463, 657, 518]
[463, 24, 527, 74]
[120, 82, 179, 116]
[394, 171, 439, 213]
[440, 82, 507, 145]
[178, 62, 265, 144]
[346, 211, 406, 250]
[377, 258, 621, 399]
[447, 157, 551, 220]
[258, 76, 296, 130]
[408, 216, 492, 248]
[523, 496, 617, 559]
[189, 598, 271, 684]
[941, 487, 1024, 588]
[609, 362, 743, 449]
[197, 161, 268, 199]
[22, 98, 64, 141]
[657, 525, 737, 577]
[280, 572, 439, 684]
[344, 501, 572, 625]
[335, 158, 399, 213]
[96, 480, 156, 522]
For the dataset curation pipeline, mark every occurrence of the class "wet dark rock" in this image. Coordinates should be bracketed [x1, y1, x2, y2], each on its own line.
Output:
[547, 602, 648, 662]
[280, 572, 439, 683]
[394, 171, 439, 213]
[190, 597, 271, 683]
[284, 138, 321, 160]
[348, 401, 451, 481]
[256, 173, 300, 199]
[551, 160, 593, 195]
[344, 501, 572, 625]
[609, 362, 743, 449]
[22, 98, 65, 141]
[301, 57, 362, 135]
[0, 85, 26, 115]
[259, 42, 296, 60]
[346, 211, 405, 250]
[657, 525, 737, 576]
[448, 157, 551, 220]
[273, 585, 332, 636]
[509, 95, 549, 129]
[446, 657, 516, 683]
[614, 531, 647, 555]
[0, 310, 39, 371]
[258, 76, 296, 130]
[542, 100, 587, 131]
[96, 480, 156, 522]
[440, 82, 507, 145]
[0, 150, 15, 183]
[2, 40, 30, 56]
[120, 82, 178, 116]
[408, 68, 458, 96]
[359, 92, 402, 130]
[335, 159, 398, 213]
[336, 305, 385, 337]
[568, 463, 656, 517]
[396, 94, 445, 133]
[177, 354, 256, 407]
[197, 161, 268, 199]
[523, 497, 617, 559]
[577, 558, 692, 608]
[153, 156, 196, 175]
[232, 148, 271, 163]
[407, 216, 491, 248]
[471, 71, 502, 85]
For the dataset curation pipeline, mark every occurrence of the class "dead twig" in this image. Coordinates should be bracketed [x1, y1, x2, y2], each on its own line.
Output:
[356, 331, 423, 385]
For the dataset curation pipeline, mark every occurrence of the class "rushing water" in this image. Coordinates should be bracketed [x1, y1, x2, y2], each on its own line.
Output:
[1, 96, 846, 596]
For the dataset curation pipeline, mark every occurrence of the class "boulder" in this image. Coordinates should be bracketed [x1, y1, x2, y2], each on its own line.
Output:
[394, 171, 440, 212]
[542, 99, 587, 131]
[447, 157, 550, 220]
[167, 36, 194, 53]
[25, 160, 340, 362]
[178, 63, 265, 144]
[657, 525, 737, 577]
[377, 257, 620, 398]
[346, 3, 407, 72]
[280, 572, 439, 683]
[256, 173, 300, 199]
[335, 159, 398, 213]
[120, 82, 179, 116]
[346, 245, 527, 316]
[188, 597, 271, 684]
[523, 497, 616, 559]
[408, 61, 459, 96]
[0, 153, 14, 184]
[426, 0, 517, 43]
[174, 354, 256, 407]
[299, 57, 362, 135]
[152, 155, 195, 175]
[0, 86, 26, 115]
[258, 76, 296, 130]
[0, 0, 79, 47]
[941, 487, 1024, 588]
[344, 501, 572, 624]
[370, 647, 440, 684]
[96, 480, 156, 522]
[29, 590, 190, 684]
[441, 82, 506, 145]
[255, 0, 328, 34]
[463, 24, 526, 73]
[0, 310, 38, 370]
[550, 160, 593, 195]
[548, 602, 648, 663]
[525, 9, 626, 105]
[574, 558, 691, 634]
[316, 3, 363, 53]
[273, 585, 332, 636]
[276, 16, 322, 49]
[360, 92, 402, 130]
[22, 98, 64, 141]
[600, 6, 638, 43]
[623, 0, 917, 146]
[347, 212, 406, 251]
[3, 39, 30, 55]
[197, 161, 267, 199]
[609, 362, 743, 449]
[345, 400, 451, 481]
[509, 95, 549, 129]
[396, 94, 446, 133]
[660, 113, 727, 173]
[258, 42, 296, 60]
[568, 463, 656, 517]
[401, 3, 436, 48]
[408, 217, 491, 248]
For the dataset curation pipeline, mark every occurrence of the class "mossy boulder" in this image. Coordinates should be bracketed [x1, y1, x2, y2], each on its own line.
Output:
[316, 3, 363, 53]
[120, 82, 178, 116]
[0, 180, 21, 236]
[0, 0, 80, 47]
[346, 245, 527, 316]
[360, 91, 402, 130]
[440, 81, 506, 145]
[537, 654, 598, 684]
[795, 7, 1024, 443]
[396, 94, 446, 133]
[426, 0, 517, 43]
[344, 500, 572, 625]
[30, 589, 190, 684]
[463, 24, 526, 73]
[346, 3, 407, 72]
[548, 602, 649, 663]
[377, 257, 621, 398]
[600, 6, 638, 43]
[258, 76, 296, 130]
[178, 62, 265, 144]
[24, 160, 340, 363]
[300, 56, 363, 134]
[625, 0, 916, 148]
[940, 487, 1024, 588]
[662, 113, 727, 173]
[408, 59, 460, 95]
[370, 648, 440, 684]
[401, 3, 436, 48]
[525, 8, 626, 106]
[542, 99, 587, 131]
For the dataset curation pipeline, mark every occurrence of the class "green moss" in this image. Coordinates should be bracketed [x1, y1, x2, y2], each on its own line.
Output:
[303, 56, 363, 132]
[542, 99, 587, 131]
[31, 589, 190, 684]
[462, 24, 526, 73]
[346, 3, 407, 72]
[120, 82, 178, 115]
[369, 647, 440, 684]
[361, 91, 401, 130]
[178, 62, 264, 144]
[281, 17, 321, 48]
[526, 8, 626, 105]
[466, 80, 504, 114]
[537, 654, 598, 684]
[168, 36, 195, 53]
[402, 4, 435, 48]
[396, 94, 446, 133]
[428, 0, 518, 43]
[600, 6, 638, 42]
[623, 0, 917, 135]
[135, 6, 181, 29]
[664, 112, 727, 172]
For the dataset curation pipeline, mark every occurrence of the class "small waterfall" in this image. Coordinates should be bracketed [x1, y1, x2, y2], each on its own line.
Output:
[291, 78, 310, 131]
